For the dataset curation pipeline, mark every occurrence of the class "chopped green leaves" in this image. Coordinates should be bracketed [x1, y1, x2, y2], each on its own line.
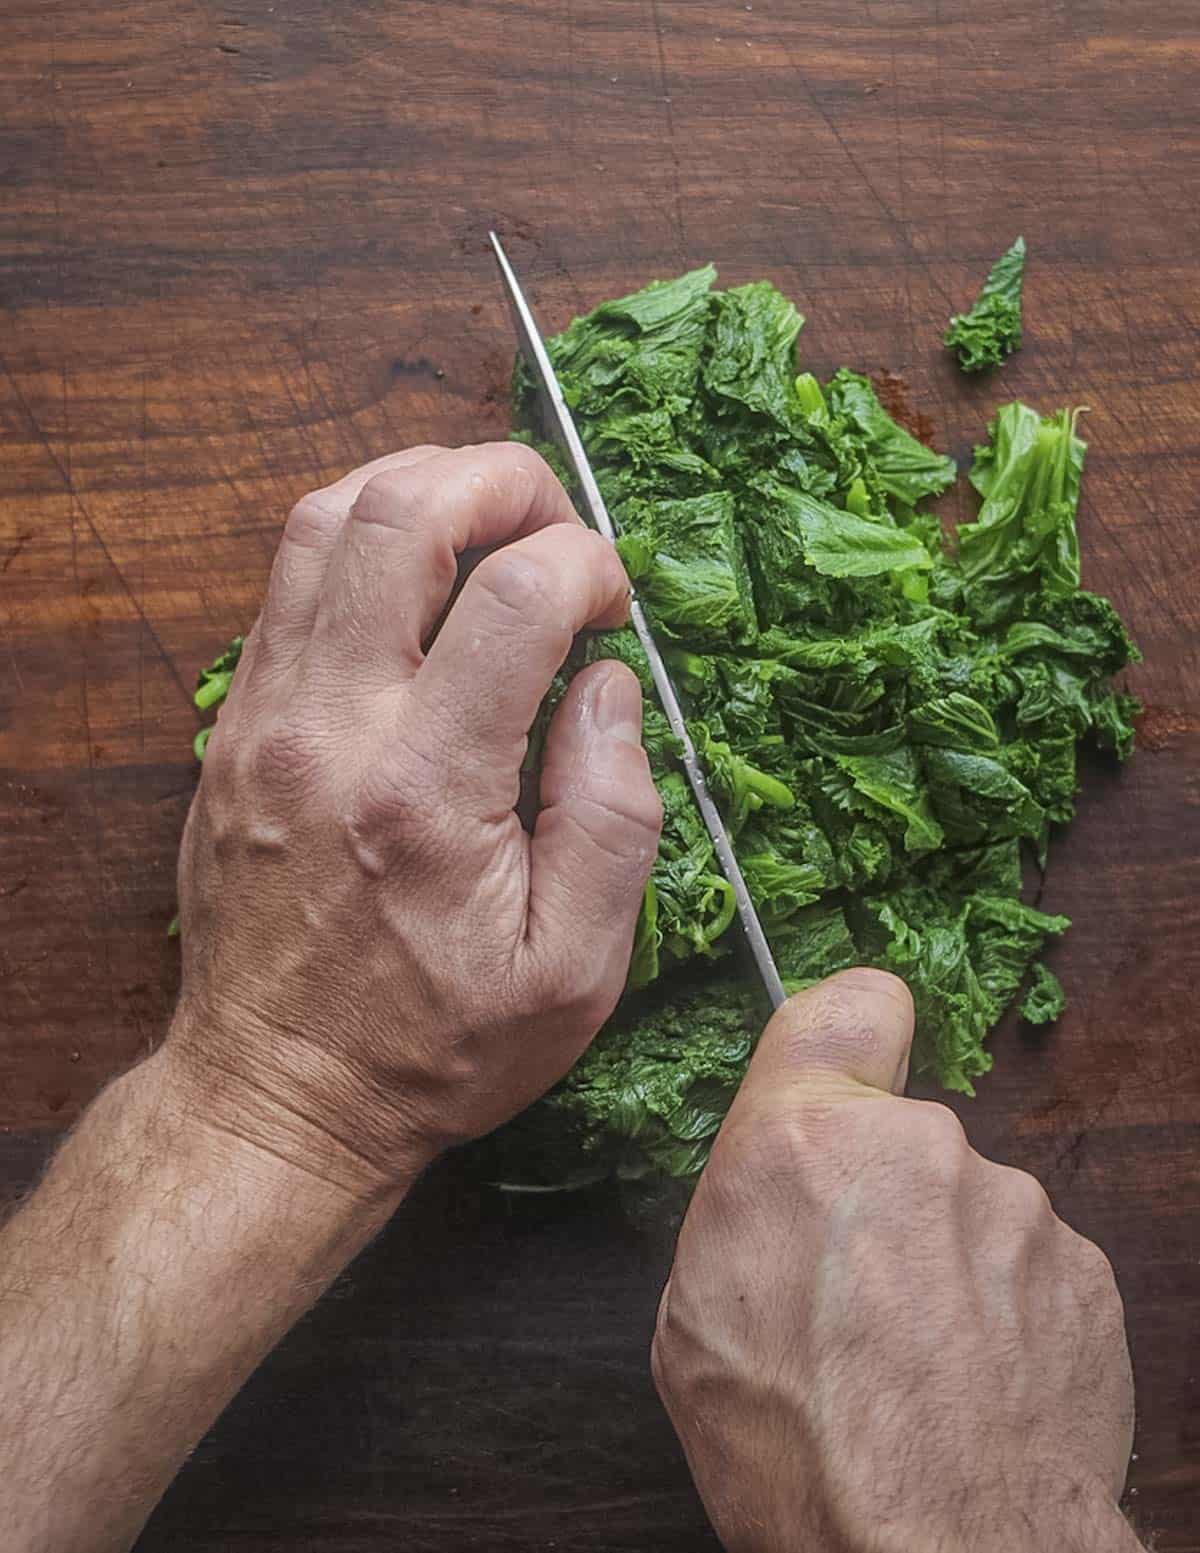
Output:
[617, 491, 757, 646]
[194, 635, 244, 714]
[757, 482, 934, 580]
[960, 403, 1085, 607]
[944, 236, 1026, 373]
[825, 370, 957, 507]
[703, 281, 805, 424]
[191, 635, 244, 759]
[499, 263, 1136, 1178]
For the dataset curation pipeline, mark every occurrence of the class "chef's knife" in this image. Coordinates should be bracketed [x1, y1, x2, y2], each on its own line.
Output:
[490, 231, 787, 1011]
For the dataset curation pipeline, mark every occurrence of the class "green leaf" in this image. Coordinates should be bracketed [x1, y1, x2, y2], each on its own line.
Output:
[770, 902, 858, 989]
[703, 281, 805, 425]
[545, 264, 717, 418]
[628, 881, 661, 990]
[959, 404, 1086, 616]
[825, 370, 957, 507]
[617, 491, 758, 646]
[837, 749, 945, 854]
[907, 693, 1000, 750]
[194, 635, 244, 711]
[1020, 962, 1066, 1025]
[754, 481, 933, 581]
[944, 237, 1025, 373]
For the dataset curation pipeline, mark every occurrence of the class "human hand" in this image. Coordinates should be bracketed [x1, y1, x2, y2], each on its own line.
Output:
[169, 443, 662, 1198]
[652, 969, 1138, 1553]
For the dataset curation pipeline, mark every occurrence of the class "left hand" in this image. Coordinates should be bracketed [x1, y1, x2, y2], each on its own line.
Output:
[169, 442, 662, 1197]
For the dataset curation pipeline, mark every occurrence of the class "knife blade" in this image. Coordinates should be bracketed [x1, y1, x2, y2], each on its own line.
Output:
[489, 231, 786, 1011]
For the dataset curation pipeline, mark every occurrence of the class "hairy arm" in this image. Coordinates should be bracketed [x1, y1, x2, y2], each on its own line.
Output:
[0, 1048, 402, 1553]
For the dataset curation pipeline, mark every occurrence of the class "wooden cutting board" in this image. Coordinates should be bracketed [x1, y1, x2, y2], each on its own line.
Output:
[2, 1, 1198, 1547]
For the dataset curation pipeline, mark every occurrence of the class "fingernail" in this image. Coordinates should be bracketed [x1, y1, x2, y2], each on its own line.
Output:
[593, 664, 643, 745]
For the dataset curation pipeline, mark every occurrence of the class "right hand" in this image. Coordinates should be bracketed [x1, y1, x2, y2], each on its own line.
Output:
[653, 969, 1139, 1553]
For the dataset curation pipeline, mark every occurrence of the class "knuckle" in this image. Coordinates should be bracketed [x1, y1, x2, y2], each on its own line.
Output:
[197, 718, 235, 784]
[994, 1163, 1053, 1224]
[644, 778, 666, 835]
[352, 741, 441, 839]
[649, 1331, 669, 1396]
[704, 1108, 810, 1214]
[473, 547, 563, 626]
[580, 746, 664, 840]
[905, 1099, 970, 1180]
[651, 1288, 678, 1395]
[585, 526, 631, 596]
[582, 522, 625, 572]
[577, 983, 621, 1035]
[796, 988, 879, 1057]
[827, 965, 915, 1021]
[514, 945, 617, 1033]
[1065, 1229, 1121, 1300]
[565, 785, 662, 868]
[284, 494, 341, 552]
[424, 530, 459, 601]
[785, 968, 912, 1073]
[526, 914, 637, 1031]
[351, 467, 426, 532]
[250, 718, 323, 795]
[491, 436, 555, 491]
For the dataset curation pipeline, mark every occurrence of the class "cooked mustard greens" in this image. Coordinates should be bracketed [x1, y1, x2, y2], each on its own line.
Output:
[1019, 961, 1067, 1026]
[189, 262, 1138, 1187]
[192, 635, 244, 760]
[944, 236, 1026, 373]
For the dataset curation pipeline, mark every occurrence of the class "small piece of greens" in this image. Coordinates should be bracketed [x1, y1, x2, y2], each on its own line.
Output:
[944, 237, 1026, 373]
[186, 261, 1137, 1192]
[191, 636, 244, 760]
[1019, 962, 1067, 1026]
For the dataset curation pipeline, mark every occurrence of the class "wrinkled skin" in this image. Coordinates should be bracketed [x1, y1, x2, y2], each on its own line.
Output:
[653, 969, 1139, 1553]
[171, 442, 663, 1193]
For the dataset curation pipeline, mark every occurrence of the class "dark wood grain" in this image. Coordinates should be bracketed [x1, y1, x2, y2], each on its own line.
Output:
[2, 0, 1199, 1547]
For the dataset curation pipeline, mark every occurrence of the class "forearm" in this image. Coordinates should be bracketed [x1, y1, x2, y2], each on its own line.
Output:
[0, 1044, 404, 1553]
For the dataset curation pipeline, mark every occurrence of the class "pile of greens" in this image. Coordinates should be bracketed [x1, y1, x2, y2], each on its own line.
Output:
[189, 262, 1137, 1189]
[502, 264, 1136, 1184]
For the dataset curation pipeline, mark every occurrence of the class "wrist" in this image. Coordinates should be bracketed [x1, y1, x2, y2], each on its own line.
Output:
[156, 1008, 421, 1220]
[1026, 1498, 1143, 1553]
[821, 1478, 1141, 1553]
[946, 1479, 1142, 1553]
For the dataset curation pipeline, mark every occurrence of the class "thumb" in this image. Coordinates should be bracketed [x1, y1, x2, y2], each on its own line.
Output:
[526, 659, 663, 1003]
[731, 967, 915, 1120]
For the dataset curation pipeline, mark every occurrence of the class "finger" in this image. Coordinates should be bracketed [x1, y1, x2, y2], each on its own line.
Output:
[257, 446, 447, 672]
[735, 968, 915, 1110]
[413, 523, 631, 810]
[309, 441, 585, 683]
[525, 660, 662, 1002]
